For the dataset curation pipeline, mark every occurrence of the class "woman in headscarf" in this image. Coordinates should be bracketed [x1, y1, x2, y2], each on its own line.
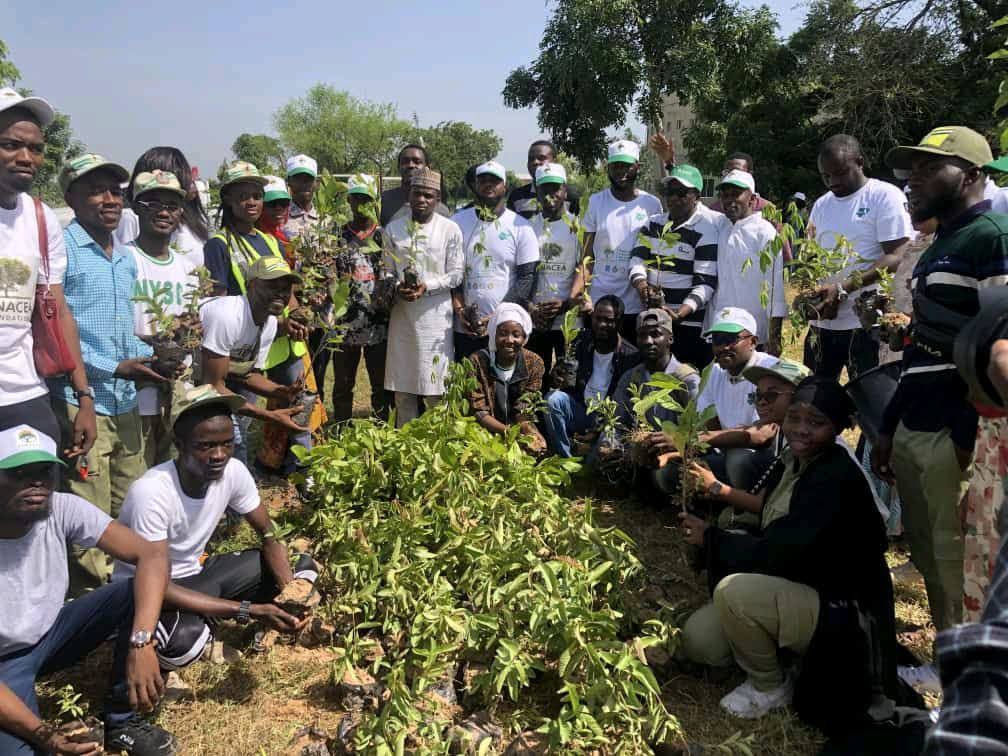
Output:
[467, 303, 547, 453]
[677, 377, 901, 734]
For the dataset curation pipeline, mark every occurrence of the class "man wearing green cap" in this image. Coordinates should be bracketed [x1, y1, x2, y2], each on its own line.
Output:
[874, 126, 1008, 646]
[128, 170, 202, 467]
[283, 154, 319, 240]
[56, 154, 177, 588]
[630, 164, 723, 367]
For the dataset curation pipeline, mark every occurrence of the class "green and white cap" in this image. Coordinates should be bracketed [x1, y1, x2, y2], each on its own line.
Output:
[716, 169, 756, 193]
[347, 173, 378, 199]
[58, 153, 130, 194]
[743, 358, 810, 387]
[263, 176, 291, 203]
[985, 155, 1008, 174]
[607, 139, 640, 164]
[286, 154, 318, 178]
[133, 170, 186, 199]
[663, 164, 703, 192]
[172, 384, 247, 430]
[704, 306, 759, 339]
[219, 160, 268, 191]
[476, 160, 507, 181]
[0, 425, 64, 469]
[534, 162, 567, 185]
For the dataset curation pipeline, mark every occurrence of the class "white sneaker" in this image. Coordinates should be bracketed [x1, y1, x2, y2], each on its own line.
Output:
[898, 664, 943, 695]
[720, 677, 794, 718]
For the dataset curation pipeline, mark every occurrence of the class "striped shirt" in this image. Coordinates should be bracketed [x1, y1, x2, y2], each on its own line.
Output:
[629, 205, 723, 328]
[54, 220, 152, 416]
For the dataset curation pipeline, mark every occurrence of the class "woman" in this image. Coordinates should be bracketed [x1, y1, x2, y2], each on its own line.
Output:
[679, 377, 899, 734]
[256, 176, 292, 262]
[467, 303, 547, 453]
[115, 146, 210, 261]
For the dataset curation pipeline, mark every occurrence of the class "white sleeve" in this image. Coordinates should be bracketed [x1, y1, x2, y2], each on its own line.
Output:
[41, 203, 67, 285]
[113, 209, 140, 248]
[118, 479, 173, 542]
[765, 226, 788, 318]
[582, 194, 599, 233]
[697, 373, 717, 417]
[57, 494, 114, 548]
[514, 220, 540, 266]
[254, 317, 278, 370]
[226, 460, 261, 515]
[876, 185, 913, 244]
[199, 299, 232, 357]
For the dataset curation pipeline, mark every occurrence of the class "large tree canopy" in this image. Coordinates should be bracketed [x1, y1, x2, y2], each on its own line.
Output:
[415, 121, 502, 198]
[230, 133, 285, 174]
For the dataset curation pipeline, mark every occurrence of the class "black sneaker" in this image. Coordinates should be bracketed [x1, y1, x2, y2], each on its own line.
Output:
[105, 714, 177, 755]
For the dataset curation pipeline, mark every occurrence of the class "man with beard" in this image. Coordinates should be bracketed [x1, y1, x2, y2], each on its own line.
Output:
[113, 386, 316, 672]
[0, 424, 174, 755]
[873, 127, 1008, 655]
[198, 256, 308, 465]
[571, 140, 662, 343]
[506, 140, 580, 219]
[380, 144, 450, 226]
[55, 154, 175, 589]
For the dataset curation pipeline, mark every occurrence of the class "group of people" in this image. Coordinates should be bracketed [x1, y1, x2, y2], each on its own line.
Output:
[2, 77, 1008, 753]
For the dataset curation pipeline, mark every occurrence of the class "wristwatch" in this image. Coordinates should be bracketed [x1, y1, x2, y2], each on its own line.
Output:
[706, 480, 724, 498]
[129, 630, 154, 649]
[236, 600, 252, 624]
[74, 386, 96, 401]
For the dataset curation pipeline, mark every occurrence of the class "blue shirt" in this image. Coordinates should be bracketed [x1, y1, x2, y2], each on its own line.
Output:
[54, 220, 151, 416]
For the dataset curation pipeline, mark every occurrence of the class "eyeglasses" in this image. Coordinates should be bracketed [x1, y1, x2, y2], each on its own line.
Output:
[748, 389, 794, 406]
[708, 331, 744, 347]
[134, 198, 183, 213]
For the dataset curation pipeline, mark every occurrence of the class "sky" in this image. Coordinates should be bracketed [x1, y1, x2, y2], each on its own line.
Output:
[7, 0, 808, 178]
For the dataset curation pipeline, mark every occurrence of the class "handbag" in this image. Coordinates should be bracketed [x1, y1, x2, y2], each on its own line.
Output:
[30, 197, 77, 377]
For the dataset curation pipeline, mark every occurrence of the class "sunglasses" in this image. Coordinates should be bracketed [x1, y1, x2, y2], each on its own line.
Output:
[708, 331, 747, 347]
[665, 186, 693, 199]
[748, 389, 794, 406]
[134, 198, 183, 214]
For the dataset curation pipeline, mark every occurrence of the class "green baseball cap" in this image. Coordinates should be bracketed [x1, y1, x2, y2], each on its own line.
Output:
[58, 153, 129, 194]
[247, 255, 301, 283]
[985, 155, 1008, 174]
[663, 164, 703, 192]
[347, 173, 378, 199]
[171, 384, 247, 430]
[263, 176, 291, 203]
[219, 160, 269, 191]
[0, 425, 65, 469]
[742, 358, 811, 387]
[886, 126, 993, 171]
[133, 170, 186, 199]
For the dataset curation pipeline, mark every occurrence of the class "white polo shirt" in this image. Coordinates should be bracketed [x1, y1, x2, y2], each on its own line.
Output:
[698, 350, 779, 429]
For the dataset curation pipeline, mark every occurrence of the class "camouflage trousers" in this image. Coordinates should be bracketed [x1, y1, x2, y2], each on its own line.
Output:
[962, 416, 1008, 622]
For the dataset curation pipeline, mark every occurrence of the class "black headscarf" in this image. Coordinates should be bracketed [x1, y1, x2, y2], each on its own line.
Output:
[792, 376, 856, 433]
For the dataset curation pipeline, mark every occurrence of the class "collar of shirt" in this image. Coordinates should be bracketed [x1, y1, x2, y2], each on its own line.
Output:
[65, 219, 128, 261]
[727, 351, 761, 384]
[289, 203, 318, 220]
[936, 200, 993, 239]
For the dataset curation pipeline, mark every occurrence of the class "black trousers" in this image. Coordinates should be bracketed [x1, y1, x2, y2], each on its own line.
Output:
[671, 323, 714, 369]
[527, 329, 565, 374]
[803, 326, 879, 381]
[454, 331, 489, 361]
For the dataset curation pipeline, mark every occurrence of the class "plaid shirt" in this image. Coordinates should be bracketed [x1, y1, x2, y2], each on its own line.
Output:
[54, 221, 151, 416]
[925, 518, 1008, 754]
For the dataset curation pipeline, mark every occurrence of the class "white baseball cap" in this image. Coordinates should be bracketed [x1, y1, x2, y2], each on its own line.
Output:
[0, 425, 64, 469]
[476, 160, 507, 182]
[534, 162, 567, 185]
[704, 306, 759, 340]
[263, 176, 291, 203]
[607, 139, 641, 164]
[347, 173, 378, 199]
[0, 87, 55, 128]
[717, 169, 756, 194]
[286, 154, 318, 179]
[792, 191, 807, 202]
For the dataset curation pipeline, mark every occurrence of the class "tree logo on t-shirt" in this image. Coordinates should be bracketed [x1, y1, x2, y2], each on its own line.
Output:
[0, 258, 31, 296]
[856, 207, 870, 218]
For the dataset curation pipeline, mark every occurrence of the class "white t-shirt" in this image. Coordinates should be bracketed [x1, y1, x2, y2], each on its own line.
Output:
[131, 244, 201, 415]
[531, 212, 581, 330]
[199, 295, 276, 372]
[697, 350, 778, 429]
[0, 194, 67, 406]
[583, 188, 662, 315]
[115, 208, 206, 266]
[1, 493, 111, 654]
[452, 207, 539, 327]
[114, 459, 259, 580]
[808, 179, 912, 331]
[584, 350, 615, 403]
[709, 213, 787, 344]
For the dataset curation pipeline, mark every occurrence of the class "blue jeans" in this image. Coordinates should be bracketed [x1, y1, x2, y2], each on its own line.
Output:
[232, 388, 258, 468]
[543, 390, 595, 457]
[265, 354, 311, 472]
[0, 580, 135, 753]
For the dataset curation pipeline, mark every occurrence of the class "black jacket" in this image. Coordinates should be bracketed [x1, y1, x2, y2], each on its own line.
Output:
[565, 332, 641, 405]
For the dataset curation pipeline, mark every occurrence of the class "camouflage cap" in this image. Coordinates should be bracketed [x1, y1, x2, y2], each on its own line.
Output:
[219, 160, 269, 191]
[132, 170, 186, 199]
[742, 358, 811, 387]
[247, 255, 301, 283]
[58, 153, 129, 194]
[171, 384, 246, 430]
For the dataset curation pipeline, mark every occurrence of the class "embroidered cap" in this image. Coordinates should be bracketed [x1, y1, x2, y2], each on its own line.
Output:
[886, 126, 993, 171]
[534, 162, 567, 185]
[704, 306, 759, 339]
[607, 140, 641, 164]
[219, 160, 268, 191]
[133, 170, 186, 199]
[58, 153, 130, 194]
[247, 255, 301, 283]
[263, 176, 291, 203]
[475, 161, 507, 182]
[286, 154, 318, 179]
[347, 173, 378, 199]
[0, 425, 64, 469]
[410, 168, 441, 192]
[716, 169, 756, 194]
[0, 87, 54, 127]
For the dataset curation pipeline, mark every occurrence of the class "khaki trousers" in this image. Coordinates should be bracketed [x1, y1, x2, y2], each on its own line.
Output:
[891, 422, 969, 632]
[54, 401, 146, 589]
[681, 573, 820, 690]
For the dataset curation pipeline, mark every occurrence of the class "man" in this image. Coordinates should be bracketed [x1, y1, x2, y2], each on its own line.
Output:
[506, 140, 580, 219]
[383, 168, 464, 425]
[630, 164, 724, 368]
[707, 152, 771, 213]
[543, 295, 641, 457]
[451, 160, 540, 358]
[55, 153, 175, 588]
[697, 308, 778, 431]
[571, 140, 662, 342]
[198, 256, 308, 465]
[113, 386, 316, 670]
[0, 89, 96, 458]
[528, 162, 581, 372]
[282, 154, 318, 240]
[710, 170, 787, 355]
[0, 424, 174, 755]
[804, 134, 912, 380]
[379, 144, 450, 226]
[873, 127, 1008, 650]
[128, 170, 201, 466]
